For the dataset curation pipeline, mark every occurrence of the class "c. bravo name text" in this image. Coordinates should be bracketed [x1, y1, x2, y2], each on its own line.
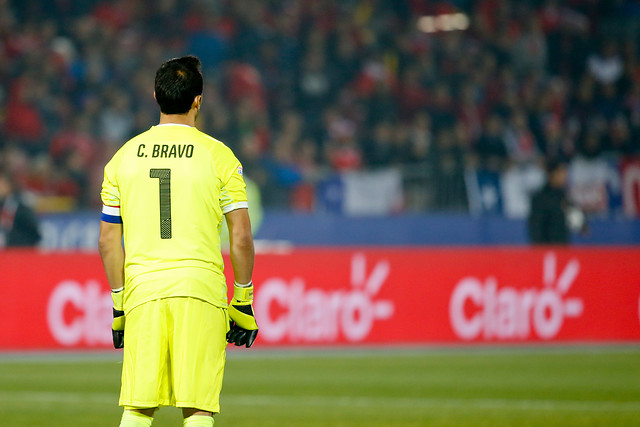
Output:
[137, 144, 194, 158]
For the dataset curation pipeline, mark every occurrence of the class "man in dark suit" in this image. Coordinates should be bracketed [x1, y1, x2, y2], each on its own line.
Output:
[0, 168, 41, 248]
[528, 159, 572, 244]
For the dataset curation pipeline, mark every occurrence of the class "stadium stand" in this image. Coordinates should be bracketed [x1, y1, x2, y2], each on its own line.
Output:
[0, 0, 639, 217]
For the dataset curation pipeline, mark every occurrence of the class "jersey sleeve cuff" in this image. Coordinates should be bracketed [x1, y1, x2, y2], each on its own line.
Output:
[101, 205, 122, 223]
[222, 201, 249, 214]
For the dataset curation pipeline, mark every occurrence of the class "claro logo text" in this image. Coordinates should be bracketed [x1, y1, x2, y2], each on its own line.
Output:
[449, 252, 584, 340]
[255, 253, 394, 343]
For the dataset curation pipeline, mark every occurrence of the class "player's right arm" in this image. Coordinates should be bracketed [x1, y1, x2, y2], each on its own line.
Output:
[98, 220, 124, 291]
[225, 206, 258, 348]
[99, 151, 126, 348]
[216, 146, 258, 346]
[98, 219, 126, 348]
[226, 208, 254, 285]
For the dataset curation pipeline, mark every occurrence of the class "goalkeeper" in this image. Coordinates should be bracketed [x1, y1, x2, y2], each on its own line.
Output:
[98, 55, 257, 427]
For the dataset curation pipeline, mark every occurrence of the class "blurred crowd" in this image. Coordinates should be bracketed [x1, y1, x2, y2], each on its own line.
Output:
[0, 0, 639, 211]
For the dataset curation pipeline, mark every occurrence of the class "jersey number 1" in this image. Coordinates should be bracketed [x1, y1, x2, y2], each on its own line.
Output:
[150, 168, 172, 239]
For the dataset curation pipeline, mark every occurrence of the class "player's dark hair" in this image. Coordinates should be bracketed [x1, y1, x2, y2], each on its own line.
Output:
[154, 55, 203, 115]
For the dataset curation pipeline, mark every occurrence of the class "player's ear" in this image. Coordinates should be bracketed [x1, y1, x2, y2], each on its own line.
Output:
[193, 95, 202, 110]
[153, 91, 157, 101]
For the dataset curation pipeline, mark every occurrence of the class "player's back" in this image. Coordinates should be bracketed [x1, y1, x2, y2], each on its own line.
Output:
[102, 124, 243, 309]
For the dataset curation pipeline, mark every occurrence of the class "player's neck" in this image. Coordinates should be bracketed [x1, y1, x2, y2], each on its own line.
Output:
[158, 111, 197, 127]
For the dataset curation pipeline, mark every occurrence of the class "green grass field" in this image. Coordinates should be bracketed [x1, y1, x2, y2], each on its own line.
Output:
[0, 346, 639, 426]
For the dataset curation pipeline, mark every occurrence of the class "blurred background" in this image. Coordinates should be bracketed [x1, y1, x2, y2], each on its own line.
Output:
[1, 2, 640, 425]
[0, 0, 639, 248]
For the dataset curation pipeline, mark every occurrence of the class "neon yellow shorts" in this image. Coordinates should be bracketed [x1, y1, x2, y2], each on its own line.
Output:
[119, 297, 229, 413]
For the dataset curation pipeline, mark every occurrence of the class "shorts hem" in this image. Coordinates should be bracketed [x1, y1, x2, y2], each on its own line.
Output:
[120, 400, 173, 409]
[176, 401, 220, 414]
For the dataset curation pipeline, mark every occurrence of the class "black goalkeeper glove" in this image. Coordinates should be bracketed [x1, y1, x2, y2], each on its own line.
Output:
[227, 281, 259, 348]
[111, 288, 125, 349]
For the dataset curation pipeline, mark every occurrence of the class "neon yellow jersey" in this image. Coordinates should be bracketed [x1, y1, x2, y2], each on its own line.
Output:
[100, 124, 248, 312]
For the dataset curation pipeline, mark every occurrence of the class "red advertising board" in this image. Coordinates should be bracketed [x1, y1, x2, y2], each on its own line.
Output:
[1, 247, 639, 350]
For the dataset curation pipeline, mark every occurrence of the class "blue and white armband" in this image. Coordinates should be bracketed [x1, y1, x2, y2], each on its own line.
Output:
[101, 205, 122, 224]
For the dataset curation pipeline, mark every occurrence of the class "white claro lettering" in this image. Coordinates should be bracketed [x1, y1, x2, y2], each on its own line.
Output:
[47, 280, 112, 346]
[449, 252, 584, 341]
[255, 253, 394, 343]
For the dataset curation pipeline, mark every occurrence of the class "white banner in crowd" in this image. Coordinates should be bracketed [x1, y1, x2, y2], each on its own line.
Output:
[342, 168, 403, 216]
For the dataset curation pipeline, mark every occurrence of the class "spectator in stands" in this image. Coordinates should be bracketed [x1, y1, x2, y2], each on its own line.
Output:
[528, 159, 585, 244]
[511, 15, 548, 75]
[0, 167, 41, 248]
[3, 74, 46, 155]
[324, 108, 363, 171]
[98, 88, 135, 149]
[430, 126, 468, 211]
[407, 112, 433, 164]
[503, 109, 540, 165]
[587, 39, 624, 85]
[364, 120, 395, 167]
[475, 113, 508, 171]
